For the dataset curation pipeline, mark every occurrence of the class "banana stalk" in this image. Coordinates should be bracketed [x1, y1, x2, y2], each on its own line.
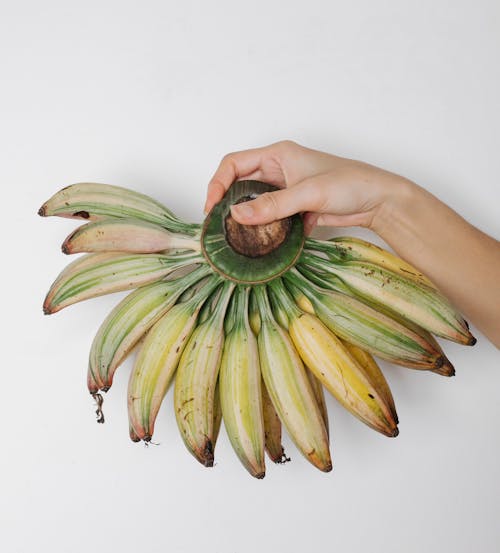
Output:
[255, 285, 332, 471]
[128, 275, 222, 442]
[88, 264, 211, 394]
[62, 217, 200, 254]
[269, 279, 399, 438]
[44, 251, 203, 313]
[38, 182, 200, 235]
[219, 286, 266, 478]
[285, 268, 444, 370]
[301, 252, 474, 345]
[174, 281, 235, 466]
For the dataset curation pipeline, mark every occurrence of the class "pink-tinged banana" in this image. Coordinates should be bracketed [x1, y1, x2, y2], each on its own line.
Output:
[306, 236, 437, 289]
[43, 251, 203, 314]
[254, 285, 332, 471]
[38, 182, 200, 235]
[62, 217, 200, 255]
[174, 281, 235, 467]
[87, 264, 211, 395]
[340, 340, 398, 425]
[219, 286, 266, 479]
[269, 279, 399, 438]
[261, 379, 288, 464]
[284, 268, 444, 370]
[301, 252, 474, 345]
[128, 275, 221, 442]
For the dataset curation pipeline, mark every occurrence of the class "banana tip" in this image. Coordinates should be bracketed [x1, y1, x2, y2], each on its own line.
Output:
[38, 205, 47, 216]
[468, 335, 477, 346]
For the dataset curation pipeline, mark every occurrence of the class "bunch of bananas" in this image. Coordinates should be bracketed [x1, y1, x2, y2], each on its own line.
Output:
[40, 180, 475, 478]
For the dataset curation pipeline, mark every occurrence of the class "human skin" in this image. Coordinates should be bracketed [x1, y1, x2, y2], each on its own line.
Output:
[205, 140, 500, 347]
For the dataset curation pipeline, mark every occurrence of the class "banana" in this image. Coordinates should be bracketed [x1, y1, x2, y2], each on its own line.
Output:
[219, 286, 266, 479]
[128, 275, 221, 442]
[285, 268, 444, 370]
[254, 285, 332, 471]
[261, 378, 289, 464]
[269, 279, 399, 438]
[38, 182, 200, 235]
[87, 264, 211, 395]
[306, 236, 437, 289]
[306, 369, 330, 438]
[301, 252, 474, 345]
[340, 340, 398, 425]
[43, 251, 203, 314]
[174, 281, 235, 467]
[62, 217, 200, 255]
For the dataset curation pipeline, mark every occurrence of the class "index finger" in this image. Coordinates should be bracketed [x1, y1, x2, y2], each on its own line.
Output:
[204, 147, 265, 214]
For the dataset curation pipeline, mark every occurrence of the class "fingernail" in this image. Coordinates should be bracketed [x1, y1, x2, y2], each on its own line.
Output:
[316, 216, 325, 226]
[231, 203, 254, 219]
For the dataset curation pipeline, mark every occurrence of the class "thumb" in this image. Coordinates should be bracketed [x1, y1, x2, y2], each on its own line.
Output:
[230, 184, 316, 225]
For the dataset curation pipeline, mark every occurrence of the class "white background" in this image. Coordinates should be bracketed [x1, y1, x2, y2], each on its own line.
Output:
[1, 1, 499, 552]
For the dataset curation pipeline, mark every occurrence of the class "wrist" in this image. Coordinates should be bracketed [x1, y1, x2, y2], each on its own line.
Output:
[370, 178, 421, 241]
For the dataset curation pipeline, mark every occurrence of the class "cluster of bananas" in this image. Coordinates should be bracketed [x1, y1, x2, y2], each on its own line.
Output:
[40, 182, 475, 478]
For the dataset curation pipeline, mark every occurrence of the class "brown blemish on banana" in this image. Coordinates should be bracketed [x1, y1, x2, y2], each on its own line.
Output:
[72, 210, 90, 219]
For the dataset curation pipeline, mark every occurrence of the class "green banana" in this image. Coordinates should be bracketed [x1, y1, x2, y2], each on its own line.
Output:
[87, 264, 211, 395]
[44, 251, 202, 313]
[38, 182, 200, 235]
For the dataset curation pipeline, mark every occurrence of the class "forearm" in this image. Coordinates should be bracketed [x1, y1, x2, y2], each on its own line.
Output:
[373, 181, 500, 346]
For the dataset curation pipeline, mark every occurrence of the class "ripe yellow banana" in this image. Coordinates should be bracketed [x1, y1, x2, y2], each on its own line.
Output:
[174, 281, 235, 467]
[340, 340, 398, 425]
[269, 279, 399, 438]
[219, 286, 266, 479]
[255, 285, 332, 471]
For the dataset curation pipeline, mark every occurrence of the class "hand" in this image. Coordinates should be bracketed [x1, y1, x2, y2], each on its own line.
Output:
[204, 140, 412, 235]
[205, 140, 500, 345]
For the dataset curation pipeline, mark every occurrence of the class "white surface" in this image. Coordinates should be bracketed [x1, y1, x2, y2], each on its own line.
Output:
[1, 1, 499, 552]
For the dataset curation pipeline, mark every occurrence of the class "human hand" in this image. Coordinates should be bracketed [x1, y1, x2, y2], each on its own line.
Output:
[204, 140, 412, 235]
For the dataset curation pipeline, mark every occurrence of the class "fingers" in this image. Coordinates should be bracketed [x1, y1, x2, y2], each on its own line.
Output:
[204, 148, 265, 214]
[230, 181, 320, 225]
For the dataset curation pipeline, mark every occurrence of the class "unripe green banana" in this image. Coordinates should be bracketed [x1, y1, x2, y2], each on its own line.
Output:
[38, 181, 200, 235]
[44, 251, 202, 313]
[87, 265, 211, 395]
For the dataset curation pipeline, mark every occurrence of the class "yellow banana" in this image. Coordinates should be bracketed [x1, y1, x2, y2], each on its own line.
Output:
[128, 276, 221, 441]
[269, 279, 399, 438]
[219, 286, 266, 478]
[255, 285, 332, 472]
[174, 281, 235, 467]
